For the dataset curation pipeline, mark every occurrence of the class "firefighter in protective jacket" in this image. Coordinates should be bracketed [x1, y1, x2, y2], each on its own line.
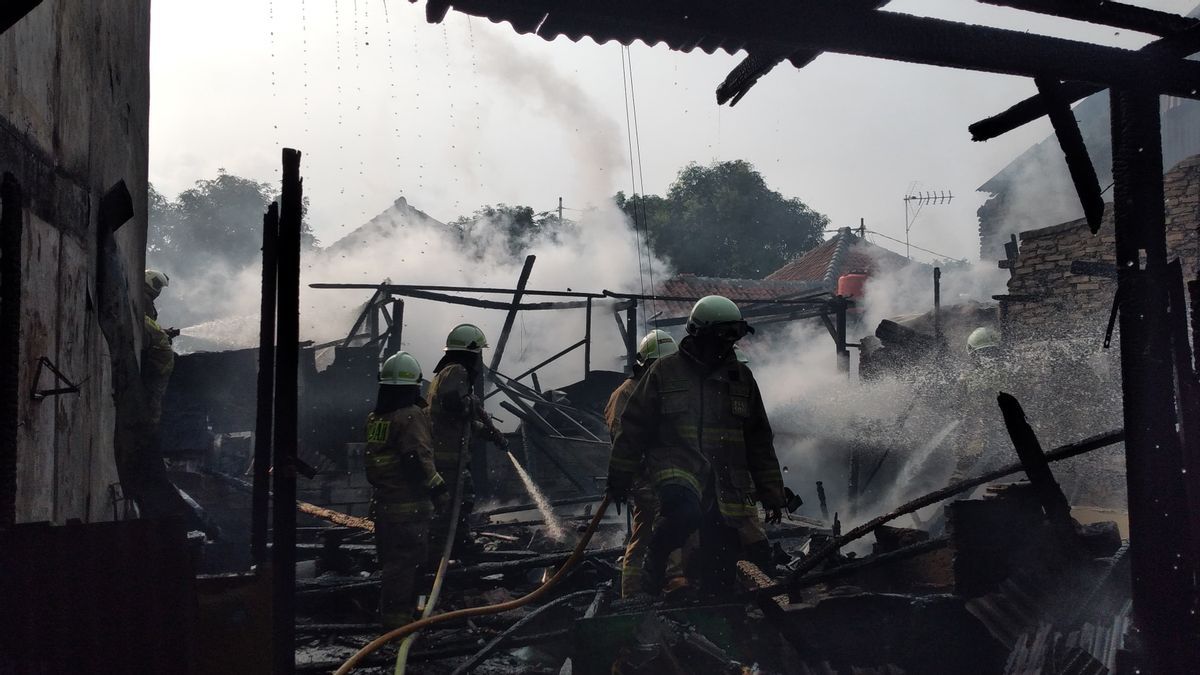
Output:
[609, 296, 785, 596]
[427, 323, 508, 564]
[605, 329, 678, 597]
[365, 351, 447, 628]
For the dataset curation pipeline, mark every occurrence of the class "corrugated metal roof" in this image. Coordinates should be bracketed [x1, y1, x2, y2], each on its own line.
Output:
[421, 0, 759, 56]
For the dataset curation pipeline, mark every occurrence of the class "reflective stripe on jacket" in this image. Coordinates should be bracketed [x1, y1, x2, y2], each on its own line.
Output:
[609, 337, 786, 524]
[365, 405, 443, 522]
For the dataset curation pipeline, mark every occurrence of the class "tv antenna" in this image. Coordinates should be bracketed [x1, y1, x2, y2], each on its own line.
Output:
[902, 187, 953, 259]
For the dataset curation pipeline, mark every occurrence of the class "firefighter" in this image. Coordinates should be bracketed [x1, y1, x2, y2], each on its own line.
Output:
[609, 296, 786, 597]
[951, 326, 1009, 482]
[365, 351, 447, 628]
[427, 323, 507, 564]
[729, 345, 775, 573]
[142, 270, 177, 428]
[605, 329, 678, 597]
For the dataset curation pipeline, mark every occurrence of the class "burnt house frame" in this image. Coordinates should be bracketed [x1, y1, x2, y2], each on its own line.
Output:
[402, 0, 1200, 670]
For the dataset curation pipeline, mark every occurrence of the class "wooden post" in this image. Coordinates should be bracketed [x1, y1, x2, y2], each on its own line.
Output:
[488, 255, 536, 377]
[0, 173, 21, 526]
[1110, 89, 1197, 671]
[272, 148, 303, 675]
[251, 202, 279, 568]
[385, 298, 404, 356]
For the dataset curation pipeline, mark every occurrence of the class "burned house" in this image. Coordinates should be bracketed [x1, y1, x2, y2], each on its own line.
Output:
[4, 1, 1200, 675]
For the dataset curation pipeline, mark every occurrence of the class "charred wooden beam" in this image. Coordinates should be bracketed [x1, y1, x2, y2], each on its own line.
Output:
[716, 0, 894, 106]
[0, 173, 20, 526]
[492, 254, 540, 369]
[1035, 76, 1106, 233]
[272, 148, 303, 675]
[311, 282, 606, 299]
[482, 338, 587, 400]
[753, 429, 1125, 599]
[997, 392, 1072, 526]
[444, 546, 623, 581]
[978, 0, 1197, 38]
[1110, 89, 1198, 670]
[252, 202, 279, 568]
[1167, 260, 1200, 564]
[969, 24, 1200, 141]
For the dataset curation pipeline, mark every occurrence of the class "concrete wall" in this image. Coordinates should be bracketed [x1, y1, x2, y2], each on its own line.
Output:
[0, 1, 151, 523]
[1003, 154, 1200, 339]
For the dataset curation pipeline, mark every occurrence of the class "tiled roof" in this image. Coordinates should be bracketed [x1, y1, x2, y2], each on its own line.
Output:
[648, 275, 827, 322]
[767, 227, 917, 284]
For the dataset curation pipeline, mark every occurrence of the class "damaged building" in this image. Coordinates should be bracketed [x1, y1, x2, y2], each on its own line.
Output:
[3, 1, 1200, 675]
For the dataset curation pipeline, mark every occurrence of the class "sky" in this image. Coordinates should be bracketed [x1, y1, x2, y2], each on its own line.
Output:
[148, 0, 1196, 266]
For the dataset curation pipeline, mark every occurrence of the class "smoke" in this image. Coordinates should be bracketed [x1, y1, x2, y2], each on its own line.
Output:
[471, 28, 626, 199]
[746, 250, 1123, 535]
[165, 195, 667, 422]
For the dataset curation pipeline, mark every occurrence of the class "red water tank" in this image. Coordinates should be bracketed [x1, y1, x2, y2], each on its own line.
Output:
[837, 273, 868, 299]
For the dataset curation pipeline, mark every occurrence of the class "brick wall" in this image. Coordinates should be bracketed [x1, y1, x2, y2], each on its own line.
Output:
[1004, 154, 1200, 339]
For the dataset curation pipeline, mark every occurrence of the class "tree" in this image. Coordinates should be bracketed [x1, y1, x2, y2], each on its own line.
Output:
[616, 160, 828, 279]
[148, 169, 317, 277]
[450, 203, 573, 258]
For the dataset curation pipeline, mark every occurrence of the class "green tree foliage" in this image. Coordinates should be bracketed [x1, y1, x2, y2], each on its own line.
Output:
[450, 203, 573, 258]
[616, 160, 828, 279]
[148, 169, 317, 277]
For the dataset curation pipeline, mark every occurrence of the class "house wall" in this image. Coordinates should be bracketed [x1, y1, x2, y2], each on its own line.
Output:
[1003, 155, 1200, 339]
[0, 1, 151, 523]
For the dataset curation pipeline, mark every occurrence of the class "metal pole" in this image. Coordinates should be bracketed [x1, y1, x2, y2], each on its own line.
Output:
[1110, 88, 1197, 671]
[272, 148, 303, 675]
[933, 267, 942, 343]
[584, 298, 592, 378]
[251, 202, 279, 568]
[835, 298, 849, 374]
[625, 301, 638, 373]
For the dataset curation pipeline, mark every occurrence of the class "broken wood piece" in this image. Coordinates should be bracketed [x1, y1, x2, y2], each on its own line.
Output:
[1035, 77, 1105, 233]
[997, 392, 1072, 526]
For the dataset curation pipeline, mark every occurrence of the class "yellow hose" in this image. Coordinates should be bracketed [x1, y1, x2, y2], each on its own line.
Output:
[334, 494, 612, 675]
[394, 429, 471, 675]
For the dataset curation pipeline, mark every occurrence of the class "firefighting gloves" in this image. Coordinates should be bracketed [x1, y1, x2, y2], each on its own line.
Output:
[430, 481, 450, 513]
[606, 470, 633, 502]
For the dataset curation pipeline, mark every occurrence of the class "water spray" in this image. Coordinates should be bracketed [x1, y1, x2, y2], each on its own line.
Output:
[506, 451, 567, 542]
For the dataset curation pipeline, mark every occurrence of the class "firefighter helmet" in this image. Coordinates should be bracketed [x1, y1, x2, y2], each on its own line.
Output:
[380, 351, 422, 385]
[967, 326, 1001, 355]
[444, 323, 489, 352]
[686, 295, 752, 338]
[144, 270, 170, 299]
[636, 329, 677, 365]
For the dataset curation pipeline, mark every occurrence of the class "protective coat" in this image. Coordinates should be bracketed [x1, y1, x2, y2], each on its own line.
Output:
[609, 339, 786, 526]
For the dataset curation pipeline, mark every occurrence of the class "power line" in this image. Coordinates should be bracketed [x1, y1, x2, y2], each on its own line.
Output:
[626, 45, 658, 330]
[620, 46, 648, 322]
[865, 229, 967, 263]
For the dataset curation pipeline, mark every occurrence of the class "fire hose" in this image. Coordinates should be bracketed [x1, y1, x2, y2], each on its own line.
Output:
[393, 428, 472, 674]
[334, 492, 612, 674]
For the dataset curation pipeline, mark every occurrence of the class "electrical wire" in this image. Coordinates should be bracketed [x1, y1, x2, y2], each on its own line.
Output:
[620, 47, 649, 325]
[625, 46, 659, 329]
[865, 229, 967, 263]
[334, 495, 613, 675]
